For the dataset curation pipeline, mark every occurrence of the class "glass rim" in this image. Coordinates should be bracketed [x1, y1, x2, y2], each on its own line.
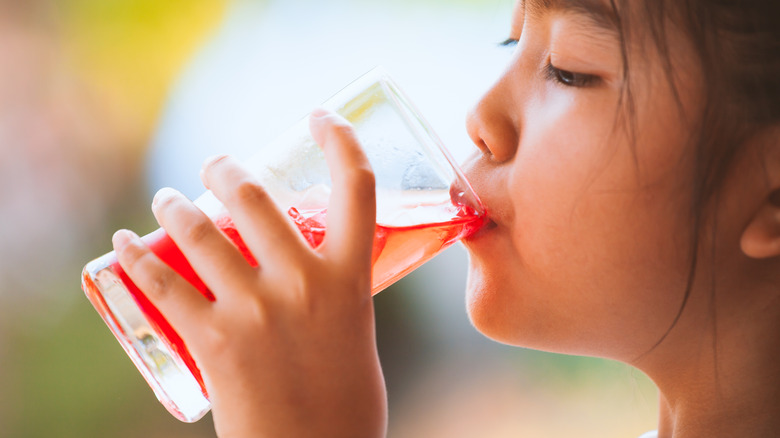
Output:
[320, 65, 486, 215]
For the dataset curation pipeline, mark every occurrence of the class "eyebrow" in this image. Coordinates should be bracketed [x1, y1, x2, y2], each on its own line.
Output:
[524, 0, 619, 34]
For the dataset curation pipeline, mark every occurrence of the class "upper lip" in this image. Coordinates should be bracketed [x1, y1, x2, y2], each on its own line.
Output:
[449, 177, 498, 241]
[448, 179, 486, 213]
[457, 153, 503, 227]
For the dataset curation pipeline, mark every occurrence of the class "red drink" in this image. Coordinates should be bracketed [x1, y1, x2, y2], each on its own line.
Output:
[81, 67, 489, 423]
[82, 198, 485, 397]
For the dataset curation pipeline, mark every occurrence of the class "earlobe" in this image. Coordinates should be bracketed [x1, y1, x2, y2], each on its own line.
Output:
[741, 189, 780, 259]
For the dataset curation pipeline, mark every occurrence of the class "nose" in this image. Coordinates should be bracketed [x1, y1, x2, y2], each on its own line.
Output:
[465, 74, 520, 163]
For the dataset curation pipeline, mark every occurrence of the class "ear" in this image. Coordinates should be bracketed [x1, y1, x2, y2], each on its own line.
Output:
[740, 127, 780, 259]
[741, 189, 780, 258]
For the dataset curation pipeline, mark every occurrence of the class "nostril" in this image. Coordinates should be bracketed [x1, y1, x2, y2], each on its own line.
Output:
[476, 138, 493, 158]
[466, 107, 517, 163]
[466, 118, 493, 158]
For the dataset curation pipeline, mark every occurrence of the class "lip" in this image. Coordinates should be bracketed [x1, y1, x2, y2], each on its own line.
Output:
[463, 216, 497, 242]
[449, 174, 496, 240]
[449, 177, 486, 214]
[450, 153, 499, 242]
[449, 178, 495, 240]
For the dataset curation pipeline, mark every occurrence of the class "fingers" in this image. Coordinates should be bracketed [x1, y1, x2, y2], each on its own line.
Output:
[200, 155, 311, 270]
[196, 109, 376, 276]
[113, 229, 211, 338]
[309, 108, 376, 267]
[150, 187, 259, 300]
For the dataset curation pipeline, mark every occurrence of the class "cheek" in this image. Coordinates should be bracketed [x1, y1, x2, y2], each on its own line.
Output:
[507, 106, 612, 268]
[465, 112, 697, 355]
[512, 137, 693, 290]
[510, 89, 697, 278]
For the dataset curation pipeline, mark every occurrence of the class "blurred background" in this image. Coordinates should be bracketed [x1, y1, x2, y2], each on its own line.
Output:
[0, 0, 659, 436]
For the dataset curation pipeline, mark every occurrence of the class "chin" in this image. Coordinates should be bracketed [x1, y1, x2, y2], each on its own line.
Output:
[465, 269, 631, 359]
[463, 256, 589, 354]
[462, 224, 565, 349]
[462, 227, 523, 343]
[463, 257, 524, 346]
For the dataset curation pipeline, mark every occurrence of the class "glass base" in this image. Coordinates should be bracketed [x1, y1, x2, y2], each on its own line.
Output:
[82, 255, 210, 422]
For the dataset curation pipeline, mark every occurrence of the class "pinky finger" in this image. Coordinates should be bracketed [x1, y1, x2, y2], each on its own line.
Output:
[113, 229, 211, 340]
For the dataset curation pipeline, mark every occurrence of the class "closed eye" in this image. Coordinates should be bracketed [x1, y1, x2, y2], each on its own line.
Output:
[499, 38, 601, 88]
[544, 62, 599, 87]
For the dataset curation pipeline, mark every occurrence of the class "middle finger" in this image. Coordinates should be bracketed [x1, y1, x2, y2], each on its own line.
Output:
[152, 187, 259, 301]
[200, 155, 312, 271]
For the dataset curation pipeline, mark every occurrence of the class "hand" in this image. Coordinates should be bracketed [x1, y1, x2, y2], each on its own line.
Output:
[112, 109, 387, 438]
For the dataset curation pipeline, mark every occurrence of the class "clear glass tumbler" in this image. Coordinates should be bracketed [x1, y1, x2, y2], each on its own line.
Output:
[81, 66, 486, 422]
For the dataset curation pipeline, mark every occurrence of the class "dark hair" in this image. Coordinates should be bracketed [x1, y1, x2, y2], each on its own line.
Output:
[610, 0, 780, 355]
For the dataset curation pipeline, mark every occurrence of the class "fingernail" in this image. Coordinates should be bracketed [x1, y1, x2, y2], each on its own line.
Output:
[112, 229, 138, 250]
[202, 154, 227, 168]
[310, 107, 331, 120]
[152, 187, 179, 208]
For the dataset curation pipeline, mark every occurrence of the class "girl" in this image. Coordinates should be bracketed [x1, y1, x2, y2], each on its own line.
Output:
[111, 0, 780, 436]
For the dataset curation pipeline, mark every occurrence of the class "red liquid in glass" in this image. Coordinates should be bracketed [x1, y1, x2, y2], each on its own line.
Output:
[83, 201, 485, 397]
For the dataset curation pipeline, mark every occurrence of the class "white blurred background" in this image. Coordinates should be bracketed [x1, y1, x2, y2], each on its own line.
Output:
[0, 1, 658, 437]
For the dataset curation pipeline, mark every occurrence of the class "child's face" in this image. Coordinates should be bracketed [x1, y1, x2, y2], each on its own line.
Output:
[462, 0, 704, 360]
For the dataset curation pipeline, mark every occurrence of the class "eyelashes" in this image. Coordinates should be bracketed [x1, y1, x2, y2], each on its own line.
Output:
[543, 63, 600, 88]
[498, 37, 601, 88]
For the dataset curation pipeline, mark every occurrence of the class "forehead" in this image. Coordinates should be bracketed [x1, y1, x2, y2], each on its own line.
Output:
[520, 0, 619, 33]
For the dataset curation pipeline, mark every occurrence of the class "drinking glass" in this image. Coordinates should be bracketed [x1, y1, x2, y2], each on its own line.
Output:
[81, 66, 486, 422]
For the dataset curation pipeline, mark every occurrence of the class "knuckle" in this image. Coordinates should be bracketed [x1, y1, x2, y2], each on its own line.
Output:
[117, 240, 182, 301]
[201, 323, 229, 351]
[232, 179, 270, 204]
[342, 166, 376, 201]
[349, 165, 376, 188]
[146, 266, 178, 299]
[184, 217, 214, 244]
[246, 298, 269, 326]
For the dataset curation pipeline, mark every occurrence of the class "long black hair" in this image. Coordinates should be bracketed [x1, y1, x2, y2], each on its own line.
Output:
[609, 0, 780, 356]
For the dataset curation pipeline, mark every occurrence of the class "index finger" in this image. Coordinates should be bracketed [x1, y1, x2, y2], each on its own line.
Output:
[309, 109, 377, 267]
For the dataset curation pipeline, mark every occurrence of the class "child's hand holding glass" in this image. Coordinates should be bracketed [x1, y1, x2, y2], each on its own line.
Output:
[112, 111, 388, 437]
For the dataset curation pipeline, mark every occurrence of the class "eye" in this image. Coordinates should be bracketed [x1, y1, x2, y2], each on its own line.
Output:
[544, 62, 599, 87]
[499, 38, 519, 47]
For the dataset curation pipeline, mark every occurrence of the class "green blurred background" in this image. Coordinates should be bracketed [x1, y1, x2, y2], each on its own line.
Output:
[0, 0, 658, 437]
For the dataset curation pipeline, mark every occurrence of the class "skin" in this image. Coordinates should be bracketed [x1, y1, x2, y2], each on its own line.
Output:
[461, 1, 780, 436]
[113, 0, 780, 436]
[114, 110, 387, 438]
